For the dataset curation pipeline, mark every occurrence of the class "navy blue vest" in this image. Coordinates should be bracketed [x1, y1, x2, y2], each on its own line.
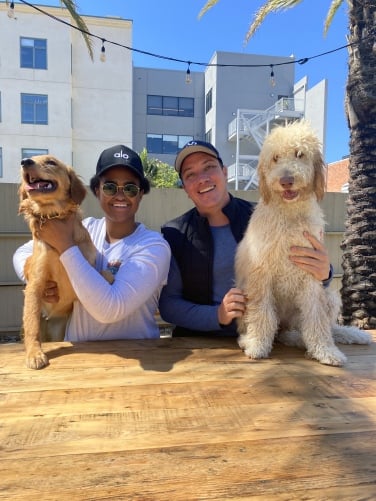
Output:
[161, 195, 254, 336]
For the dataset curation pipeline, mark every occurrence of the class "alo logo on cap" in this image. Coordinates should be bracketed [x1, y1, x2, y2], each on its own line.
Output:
[114, 150, 129, 160]
[186, 141, 198, 147]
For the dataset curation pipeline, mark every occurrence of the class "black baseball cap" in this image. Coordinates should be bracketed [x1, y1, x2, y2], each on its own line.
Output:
[175, 140, 223, 174]
[95, 145, 150, 192]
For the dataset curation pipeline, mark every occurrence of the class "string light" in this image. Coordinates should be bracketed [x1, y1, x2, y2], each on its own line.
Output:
[10, 0, 376, 85]
[100, 39, 106, 62]
[7, 1, 15, 19]
[185, 62, 192, 84]
[270, 65, 276, 87]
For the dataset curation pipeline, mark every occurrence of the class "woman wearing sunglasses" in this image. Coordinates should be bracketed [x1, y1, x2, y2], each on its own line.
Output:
[13, 145, 171, 341]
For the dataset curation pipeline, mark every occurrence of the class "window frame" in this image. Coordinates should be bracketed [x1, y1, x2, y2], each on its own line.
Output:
[21, 93, 48, 125]
[147, 95, 194, 118]
[146, 134, 194, 155]
[21, 148, 49, 160]
[205, 88, 213, 114]
[20, 37, 47, 70]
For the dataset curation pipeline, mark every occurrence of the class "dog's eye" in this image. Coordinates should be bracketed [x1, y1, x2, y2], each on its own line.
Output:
[296, 150, 304, 158]
[273, 155, 279, 162]
[46, 160, 57, 167]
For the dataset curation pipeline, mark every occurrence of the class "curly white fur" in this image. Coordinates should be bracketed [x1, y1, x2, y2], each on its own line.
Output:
[235, 120, 372, 366]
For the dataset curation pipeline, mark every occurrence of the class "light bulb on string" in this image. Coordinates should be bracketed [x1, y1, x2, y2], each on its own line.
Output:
[270, 65, 276, 87]
[185, 62, 192, 84]
[7, 1, 15, 19]
[100, 39, 106, 62]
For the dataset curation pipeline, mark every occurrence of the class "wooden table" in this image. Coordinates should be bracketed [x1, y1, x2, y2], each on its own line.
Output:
[1, 334, 376, 500]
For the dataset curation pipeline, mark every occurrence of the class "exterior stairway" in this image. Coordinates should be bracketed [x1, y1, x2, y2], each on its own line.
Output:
[227, 97, 304, 190]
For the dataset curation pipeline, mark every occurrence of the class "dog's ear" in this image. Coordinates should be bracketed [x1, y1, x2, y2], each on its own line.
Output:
[18, 184, 28, 204]
[313, 152, 326, 201]
[258, 162, 272, 204]
[68, 167, 87, 205]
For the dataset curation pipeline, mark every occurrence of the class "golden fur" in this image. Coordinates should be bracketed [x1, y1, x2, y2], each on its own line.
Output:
[235, 121, 371, 366]
[19, 155, 98, 369]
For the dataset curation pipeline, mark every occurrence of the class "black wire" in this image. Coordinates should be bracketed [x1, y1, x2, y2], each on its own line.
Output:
[17, 0, 374, 69]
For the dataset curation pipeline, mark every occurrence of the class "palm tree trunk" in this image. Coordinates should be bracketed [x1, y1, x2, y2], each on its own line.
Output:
[340, 0, 376, 328]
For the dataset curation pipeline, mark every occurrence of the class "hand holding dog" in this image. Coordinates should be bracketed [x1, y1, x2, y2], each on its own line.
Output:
[38, 214, 77, 255]
[43, 280, 59, 303]
[218, 287, 247, 326]
[289, 231, 330, 281]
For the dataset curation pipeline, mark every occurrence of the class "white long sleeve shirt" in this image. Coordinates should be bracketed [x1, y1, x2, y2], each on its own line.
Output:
[13, 217, 171, 341]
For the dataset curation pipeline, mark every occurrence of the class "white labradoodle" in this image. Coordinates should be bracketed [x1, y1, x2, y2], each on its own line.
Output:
[235, 120, 371, 366]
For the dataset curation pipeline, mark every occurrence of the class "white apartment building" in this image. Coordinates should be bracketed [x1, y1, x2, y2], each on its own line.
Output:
[0, 2, 327, 188]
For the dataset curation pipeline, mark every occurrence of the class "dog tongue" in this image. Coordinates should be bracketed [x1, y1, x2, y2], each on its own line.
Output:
[283, 190, 298, 200]
[27, 181, 53, 191]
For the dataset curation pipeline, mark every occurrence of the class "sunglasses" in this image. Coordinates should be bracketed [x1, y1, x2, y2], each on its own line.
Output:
[101, 182, 141, 198]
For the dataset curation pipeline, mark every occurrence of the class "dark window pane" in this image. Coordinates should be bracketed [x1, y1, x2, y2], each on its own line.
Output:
[147, 95, 162, 115]
[179, 97, 194, 117]
[147, 134, 162, 153]
[162, 135, 178, 154]
[163, 96, 178, 116]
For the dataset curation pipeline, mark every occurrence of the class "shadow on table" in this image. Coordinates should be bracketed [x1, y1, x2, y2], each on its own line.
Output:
[43, 336, 239, 372]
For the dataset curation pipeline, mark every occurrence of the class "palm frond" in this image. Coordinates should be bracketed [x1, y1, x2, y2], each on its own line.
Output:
[59, 1, 94, 59]
[198, 0, 221, 19]
[245, 0, 303, 43]
[324, 0, 344, 35]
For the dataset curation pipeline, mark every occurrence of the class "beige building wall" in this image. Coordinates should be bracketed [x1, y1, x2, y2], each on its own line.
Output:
[0, 3, 132, 185]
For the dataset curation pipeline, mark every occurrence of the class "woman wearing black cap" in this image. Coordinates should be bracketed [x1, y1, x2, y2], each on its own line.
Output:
[13, 145, 171, 341]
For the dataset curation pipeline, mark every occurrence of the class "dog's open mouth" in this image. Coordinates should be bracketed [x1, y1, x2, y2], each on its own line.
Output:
[25, 178, 57, 193]
[282, 189, 299, 201]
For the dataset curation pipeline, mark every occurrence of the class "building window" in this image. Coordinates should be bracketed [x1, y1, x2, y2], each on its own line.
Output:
[20, 37, 47, 69]
[0, 148, 2, 177]
[147, 95, 162, 115]
[178, 97, 194, 117]
[147, 95, 194, 117]
[22, 148, 48, 160]
[205, 130, 212, 144]
[147, 134, 193, 155]
[205, 88, 212, 114]
[21, 94, 48, 124]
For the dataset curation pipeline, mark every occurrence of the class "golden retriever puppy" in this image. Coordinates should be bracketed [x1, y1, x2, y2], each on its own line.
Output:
[19, 155, 98, 369]
[235, 121, 371, 366]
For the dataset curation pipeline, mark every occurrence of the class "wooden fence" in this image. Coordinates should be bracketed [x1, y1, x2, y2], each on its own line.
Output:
[0, 184, 347, 339]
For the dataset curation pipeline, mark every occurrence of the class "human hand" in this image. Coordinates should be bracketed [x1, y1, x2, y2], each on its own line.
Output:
[289, 231, 331, 281]
[43, 280, 59, 303]
[217, 287, 247, 326]
[38, 214, 76, 255]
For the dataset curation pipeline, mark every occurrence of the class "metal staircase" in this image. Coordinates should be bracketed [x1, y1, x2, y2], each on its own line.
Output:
[227, 97, 305, 190]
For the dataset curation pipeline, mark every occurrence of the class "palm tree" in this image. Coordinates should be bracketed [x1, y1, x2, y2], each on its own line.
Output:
[201, 0, 376, 329]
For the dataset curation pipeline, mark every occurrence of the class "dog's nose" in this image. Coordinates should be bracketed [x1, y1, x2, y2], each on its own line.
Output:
[280, 176, 294, 188]
[21, 158, 35, 167]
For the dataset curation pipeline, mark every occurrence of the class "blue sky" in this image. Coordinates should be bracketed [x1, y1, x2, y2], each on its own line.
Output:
[24, 1, 350, 163]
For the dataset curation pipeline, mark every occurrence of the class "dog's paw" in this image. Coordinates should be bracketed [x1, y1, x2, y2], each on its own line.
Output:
[331, 325, 373, 345]
[26, 350, 49, 370]
[306, 345, 347, 367]
[101, 270, 115, 284]
[238, 336, 271, 359]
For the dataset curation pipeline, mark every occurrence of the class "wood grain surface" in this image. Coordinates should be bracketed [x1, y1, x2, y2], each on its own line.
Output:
[1, 334, 375, 500]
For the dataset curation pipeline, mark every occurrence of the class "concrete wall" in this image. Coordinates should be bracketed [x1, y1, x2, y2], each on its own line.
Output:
[133, 67, 206, 167]
[0, 184, 347, 338]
